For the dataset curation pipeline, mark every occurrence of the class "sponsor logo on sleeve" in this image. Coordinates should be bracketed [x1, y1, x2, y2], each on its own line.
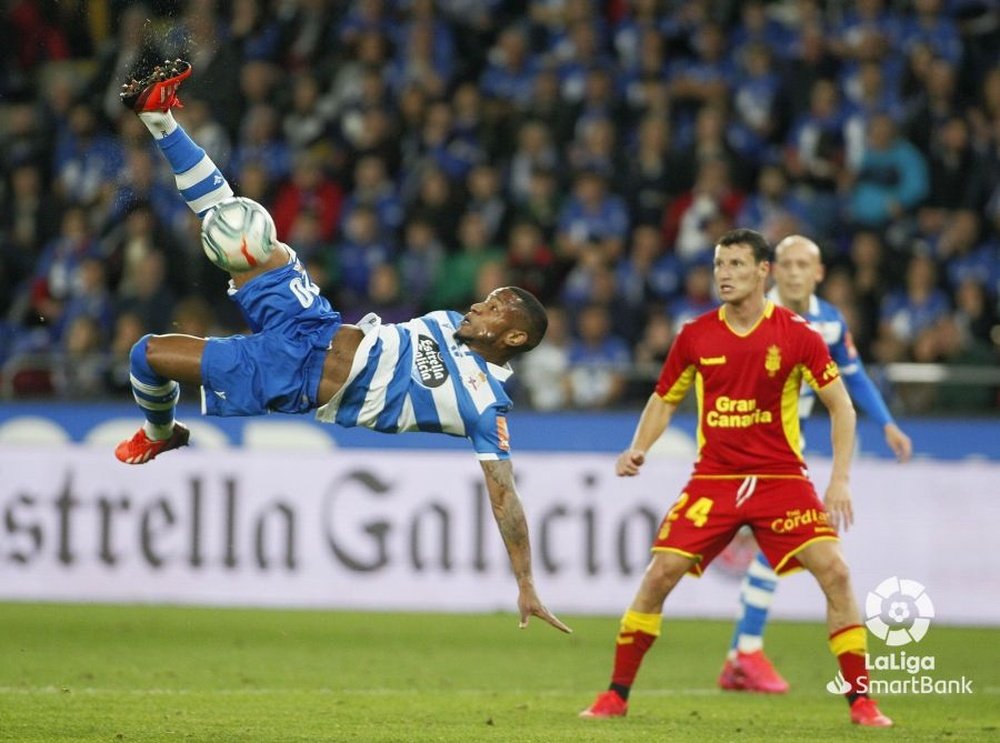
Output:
[496, 416, 510, 452]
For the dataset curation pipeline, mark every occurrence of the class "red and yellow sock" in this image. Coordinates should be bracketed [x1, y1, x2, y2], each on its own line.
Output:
[609, 610, 662, 698]
[829, 624, 869, 701]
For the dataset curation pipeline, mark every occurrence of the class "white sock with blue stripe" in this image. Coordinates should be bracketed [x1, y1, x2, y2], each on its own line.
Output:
[139, 111, 233, 217]
[728, 550, 779, 658]
[129, 335, 179, 441]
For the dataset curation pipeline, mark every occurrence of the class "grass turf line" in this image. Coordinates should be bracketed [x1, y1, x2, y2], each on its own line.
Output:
[1, 603, 998, 742]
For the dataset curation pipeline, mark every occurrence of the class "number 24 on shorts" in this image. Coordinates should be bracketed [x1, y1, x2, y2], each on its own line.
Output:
[657, 493, 714, 539]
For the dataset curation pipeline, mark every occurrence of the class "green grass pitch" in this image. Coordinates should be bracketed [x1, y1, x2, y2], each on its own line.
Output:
[1, 603, 997, 742]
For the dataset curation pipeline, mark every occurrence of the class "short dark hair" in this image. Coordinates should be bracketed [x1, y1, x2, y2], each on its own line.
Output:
[506, 287, 548, 353]
[717, 228, 771, 263]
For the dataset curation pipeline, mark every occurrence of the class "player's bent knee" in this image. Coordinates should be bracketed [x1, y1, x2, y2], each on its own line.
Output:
[130, 333, 175, 382]
[644, 553, 689, 591]
[813, 554, 852, 593]
[130, 334, 155, 371]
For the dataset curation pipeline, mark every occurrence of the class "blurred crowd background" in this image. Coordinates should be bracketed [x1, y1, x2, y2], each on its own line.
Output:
[1, 0, 999, 413]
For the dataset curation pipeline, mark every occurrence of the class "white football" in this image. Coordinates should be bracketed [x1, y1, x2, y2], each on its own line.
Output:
[200, 196, 277, 272]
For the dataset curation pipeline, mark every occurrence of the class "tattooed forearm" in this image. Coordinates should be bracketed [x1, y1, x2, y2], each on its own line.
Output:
[481, 460, 533, 584]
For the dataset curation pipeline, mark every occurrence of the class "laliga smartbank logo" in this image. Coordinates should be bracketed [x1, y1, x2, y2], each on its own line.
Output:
[825, 576, 974, 696]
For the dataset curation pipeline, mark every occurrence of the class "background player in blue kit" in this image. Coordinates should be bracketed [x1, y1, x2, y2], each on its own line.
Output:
[114, 60, 570, 635]
[718, 234, 913, 693]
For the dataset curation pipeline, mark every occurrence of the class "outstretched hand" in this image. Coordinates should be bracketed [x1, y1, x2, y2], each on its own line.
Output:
[884, 423, 913, 463]
[824, 479, 854, 533]
[517, 586, 572, 634]
[616, 449, 646, 477]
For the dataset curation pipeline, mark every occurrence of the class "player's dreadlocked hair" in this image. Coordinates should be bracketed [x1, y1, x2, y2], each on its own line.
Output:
[506, 287, 548, 354]
[717, 228, 772, 264]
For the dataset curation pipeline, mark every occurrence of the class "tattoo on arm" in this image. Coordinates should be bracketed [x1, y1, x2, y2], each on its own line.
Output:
[481, 459, 532, 584]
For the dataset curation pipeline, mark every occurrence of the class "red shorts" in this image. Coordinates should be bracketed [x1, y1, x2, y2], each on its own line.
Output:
[652, 476, 838, 576]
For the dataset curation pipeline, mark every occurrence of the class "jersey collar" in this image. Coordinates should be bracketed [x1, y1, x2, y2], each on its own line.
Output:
[718, 299, 775, 334]
[488, 362, 514, 381]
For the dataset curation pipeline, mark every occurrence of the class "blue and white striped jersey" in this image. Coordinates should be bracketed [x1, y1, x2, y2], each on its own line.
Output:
[315, 310, 515, 460]
[157, 126, 516, 455]
[768, 289, 893, 426]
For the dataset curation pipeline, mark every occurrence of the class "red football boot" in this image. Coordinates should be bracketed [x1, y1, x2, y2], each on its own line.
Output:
[718, 650, 790, 693]
[115, 423, 190, 465]
[850, 697, 893, 727]
[579, 690, 628, 718]
[120, 58, 192, 113]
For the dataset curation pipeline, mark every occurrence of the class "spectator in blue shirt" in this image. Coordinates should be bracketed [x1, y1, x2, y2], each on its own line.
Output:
[566, 303, 631, 409]
[396, 0, 456, 77]
[899, 0, 963, 66]
[397, 217, 445, 311]
[785, 78, 850, 237]
[556, 169, 630, 265]
[613, 0, 665, 69]
[386, 19, 453, 98]
[836, 28, 906, 116]
[338, 0, 394, 46]
[507, 120, 560, 205]
[729, 42, 785, 165]
[26, 206, 100, 341]
[555, 20, 614, 104]
[875, 252, 951, 363]
[731, 1, 794, 62]
[408, 100, 483, 185]
[615, 225, 685, 307]
[568, 66, 623, 145]
[107, 147, 188, 237]
[842, 60, 905, 167]
[480, 25, 538, 109]
[229, 103, 292, 184]
[781, 21, 841, 121]
[332, 204, 396, 310]
[53, 102, 124, 206]
[668, 22, 737, 133]
[341, 154, 404, 237]
[830, 0, 902, 60]
[536, 0, 611, 64]
[618, 26, 669, 117]
[846, 112, 930, 229]
[229, 0, 284, 63]
[737, 162, 813, 244]
[60, 256, 115, 343]
[567, 116, 623, 182]
[941, 211, 998, 291]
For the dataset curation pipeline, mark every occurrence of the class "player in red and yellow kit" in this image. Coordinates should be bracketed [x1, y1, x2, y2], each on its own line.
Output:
[579, 228, 892, 727]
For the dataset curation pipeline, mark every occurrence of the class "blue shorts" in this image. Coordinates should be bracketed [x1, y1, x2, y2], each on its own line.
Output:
[201, 329, 337, 416]
[199, 256, 341, 416]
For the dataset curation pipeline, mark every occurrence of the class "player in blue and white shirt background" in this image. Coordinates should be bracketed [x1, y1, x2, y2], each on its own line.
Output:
[718, 234, 913, 693]
[113, 59, 570, 636]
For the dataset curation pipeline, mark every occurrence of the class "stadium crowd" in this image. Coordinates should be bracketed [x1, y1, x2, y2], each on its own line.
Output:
[1, 0, 999, 411]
